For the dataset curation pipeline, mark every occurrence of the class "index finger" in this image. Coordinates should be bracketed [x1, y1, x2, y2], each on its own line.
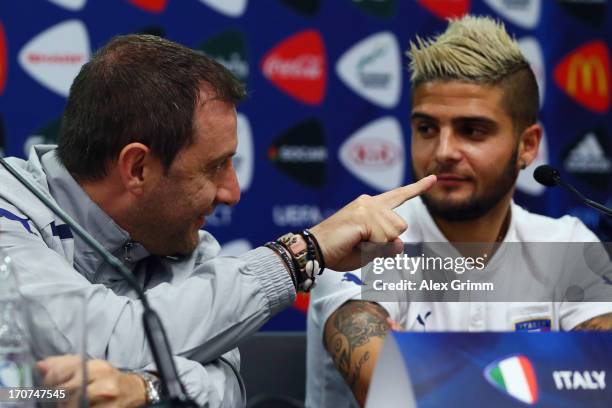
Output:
[374, 175, 436, 209]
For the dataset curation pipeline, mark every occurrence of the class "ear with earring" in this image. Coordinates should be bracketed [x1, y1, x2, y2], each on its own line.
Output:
[520, 161, 527, 170]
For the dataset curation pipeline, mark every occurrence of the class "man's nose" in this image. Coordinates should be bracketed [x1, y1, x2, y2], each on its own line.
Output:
[435, 129, 462, 164]
[216, 164, 241, 206]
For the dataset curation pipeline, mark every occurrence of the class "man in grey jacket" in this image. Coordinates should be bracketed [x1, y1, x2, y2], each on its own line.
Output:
[0, 35, 435, 406]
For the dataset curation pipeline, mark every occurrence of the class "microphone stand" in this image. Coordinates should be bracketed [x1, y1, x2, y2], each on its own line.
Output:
[556, 178, 612, 217]
[0, 157, 197, 407]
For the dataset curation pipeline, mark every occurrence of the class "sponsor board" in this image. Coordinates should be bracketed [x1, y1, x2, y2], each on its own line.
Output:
[417, 0, 470, 19]
[339, 116, 405, 192]
[272, 205, 336, 227]
[556, 0, 606, 26]
[235, 113, 254, 191]
[0, 21, 6, 95]
[336, 31, 401, 108]
[18, 20, 90, 97]
[23, 118, 61, 156]
[517, 124, 548, 195]
[198, 30, 249, 83]
[483, 0, 541, 29]
[261, 30, 326, 105]
[127, 0, 168, 13]
[562, 127, 611, 189]
[350, 0, 396, 19]
[47, 0, 87, 11]
[198, 0, 249, 17]
[0, 113, 5, 157]
[518, 37, 545, 108]
[137, 25, 165, 37]
[554, 41, 610, 113]
[279, 0, 320, 15]
[206, 205, 233, 227]
[268, 119, 327, 187]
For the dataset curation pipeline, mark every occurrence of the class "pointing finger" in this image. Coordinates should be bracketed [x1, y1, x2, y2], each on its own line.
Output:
[375, 175, 436, 209]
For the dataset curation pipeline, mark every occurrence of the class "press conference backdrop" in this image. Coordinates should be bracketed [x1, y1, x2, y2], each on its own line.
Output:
[0, 0, 610, 330]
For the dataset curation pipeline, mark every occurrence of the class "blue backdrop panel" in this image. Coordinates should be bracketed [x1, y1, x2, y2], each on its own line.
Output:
[0, 0, 610, 330]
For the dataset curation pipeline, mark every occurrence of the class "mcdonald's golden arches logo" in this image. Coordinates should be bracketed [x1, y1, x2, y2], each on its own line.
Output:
[554, 41, 610, 113]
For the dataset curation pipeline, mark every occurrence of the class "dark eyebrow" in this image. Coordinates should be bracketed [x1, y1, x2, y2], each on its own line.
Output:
[411, 112, 499, 129]
[452, 116, 499, 133]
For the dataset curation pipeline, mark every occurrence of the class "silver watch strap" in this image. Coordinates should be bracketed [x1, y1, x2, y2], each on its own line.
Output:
[138, 371, 162, 404]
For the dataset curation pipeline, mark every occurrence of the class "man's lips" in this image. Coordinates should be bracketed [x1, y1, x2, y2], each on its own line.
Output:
[436, 173, 469, 180]
[434, 173, 471, 187]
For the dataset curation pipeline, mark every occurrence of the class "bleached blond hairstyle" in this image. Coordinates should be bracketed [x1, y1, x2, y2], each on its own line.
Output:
[408, 15, 539, 132]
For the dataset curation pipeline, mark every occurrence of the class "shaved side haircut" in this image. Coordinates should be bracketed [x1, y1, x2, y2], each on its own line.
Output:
[408, 15, 539, 133]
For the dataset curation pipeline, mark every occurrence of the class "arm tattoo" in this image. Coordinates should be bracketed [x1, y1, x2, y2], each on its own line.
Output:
[573, 312, 612, 331]
[324, 300, 389, 393]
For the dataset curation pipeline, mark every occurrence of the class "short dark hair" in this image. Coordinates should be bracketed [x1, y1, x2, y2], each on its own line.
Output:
[498, 67, 539, 133]
[57, 34, 246, 181]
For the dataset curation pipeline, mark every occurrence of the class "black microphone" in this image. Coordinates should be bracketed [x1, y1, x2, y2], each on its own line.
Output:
[533, 164, 612, 217]
[533, 165, 561, 187]
[0, 157, 197, 408]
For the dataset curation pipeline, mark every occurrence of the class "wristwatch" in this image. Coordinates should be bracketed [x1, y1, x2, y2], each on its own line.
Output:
[138, 371, 162, 404]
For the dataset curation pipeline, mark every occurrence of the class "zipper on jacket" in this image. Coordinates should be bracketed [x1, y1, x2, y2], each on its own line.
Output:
[123, 240, 134, 263]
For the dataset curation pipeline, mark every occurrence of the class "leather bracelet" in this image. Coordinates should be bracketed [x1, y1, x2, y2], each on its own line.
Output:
[301, 229, 325, 274]
[265, 242, 298, 291]
[276, 232, 320, 292]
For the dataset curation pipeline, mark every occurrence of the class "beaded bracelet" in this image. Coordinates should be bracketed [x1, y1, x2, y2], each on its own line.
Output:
[278, 231, 327, 291]
[267, 229, 327, 292]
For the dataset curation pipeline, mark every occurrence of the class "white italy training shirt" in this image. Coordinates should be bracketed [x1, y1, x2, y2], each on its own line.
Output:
[305, 196, 612, 408]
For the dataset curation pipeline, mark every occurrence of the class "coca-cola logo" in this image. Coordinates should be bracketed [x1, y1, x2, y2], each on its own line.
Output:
[418, 0, 470, 19]
[262, 54, 323, 80]
[128, 0, 168, 13]
[346, 139, 400, 168]
[261, 29, 327, 105]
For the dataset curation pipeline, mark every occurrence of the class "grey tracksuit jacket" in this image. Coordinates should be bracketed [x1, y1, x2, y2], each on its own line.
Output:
[0, 145, 296, 407]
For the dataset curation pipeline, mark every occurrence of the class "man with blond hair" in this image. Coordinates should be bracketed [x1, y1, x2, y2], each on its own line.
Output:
[306, 15, 612, 408]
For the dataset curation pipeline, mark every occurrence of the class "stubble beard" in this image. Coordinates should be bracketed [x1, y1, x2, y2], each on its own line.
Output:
[129, 183, 200, 257]
[415, 148, 519, 222]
